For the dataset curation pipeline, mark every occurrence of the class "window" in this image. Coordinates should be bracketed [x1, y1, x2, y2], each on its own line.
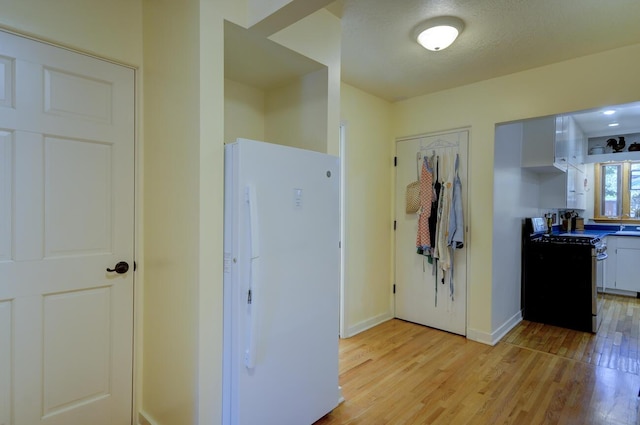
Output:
[594, 161, 640, 220]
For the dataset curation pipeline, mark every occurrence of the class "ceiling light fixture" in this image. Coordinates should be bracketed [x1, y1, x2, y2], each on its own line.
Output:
[609, 122, 620, 127]
[603, 110, 616, 115]
[414, 16, 465, 51]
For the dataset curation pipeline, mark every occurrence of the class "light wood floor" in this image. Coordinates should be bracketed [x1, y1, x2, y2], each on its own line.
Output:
[315, 294, 640, 425]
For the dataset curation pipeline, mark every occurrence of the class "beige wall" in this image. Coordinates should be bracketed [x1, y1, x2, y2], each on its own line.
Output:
[340, 83, 394, 335]
[392, 43, 640, 342]
[0, 0, 142, 66]
[225, 68, 328, 153]
[265, 69, 328, 152]
[270, 9, 341, 156]
[141, 0, 205, 423]
[224, 78, 266, 143]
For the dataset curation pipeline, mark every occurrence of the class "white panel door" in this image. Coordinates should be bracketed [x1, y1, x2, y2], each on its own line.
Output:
[394, 131, 468, 336]
[0, 31, 134, 425]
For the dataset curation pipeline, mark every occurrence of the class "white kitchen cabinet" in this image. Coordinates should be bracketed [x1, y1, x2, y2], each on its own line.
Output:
[614, 237, 640, 292]
[538, 163, 586, 210]
[604, 236, 616, 289]
[566, 116, 586, 171]
[521, 116, 568, 172]
[606, 236, 640, 292]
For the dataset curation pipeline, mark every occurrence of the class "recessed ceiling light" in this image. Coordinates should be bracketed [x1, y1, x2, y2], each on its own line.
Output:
[603, 110, 616, 115]
[608, 122, 619, 127]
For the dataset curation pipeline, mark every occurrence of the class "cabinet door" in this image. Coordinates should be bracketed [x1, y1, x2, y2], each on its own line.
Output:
[566, 166, 577, 209]
[604, 237, 616, 289]
[554, 116, 569, 170]
[566, 116, 586, 171]
[573, 166, 586, 210]
[615, 248, 640, 292]
[521, 117, 567, 172]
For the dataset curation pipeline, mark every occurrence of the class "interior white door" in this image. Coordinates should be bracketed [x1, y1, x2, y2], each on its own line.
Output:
[394, 131, 468, 336]
[0, 31, 134, 425]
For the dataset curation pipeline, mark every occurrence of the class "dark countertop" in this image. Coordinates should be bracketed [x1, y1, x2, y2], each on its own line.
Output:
[554, 224, 640, 238]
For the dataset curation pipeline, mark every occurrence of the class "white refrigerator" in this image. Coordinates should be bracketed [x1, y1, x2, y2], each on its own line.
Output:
[223, 139, 341, 425]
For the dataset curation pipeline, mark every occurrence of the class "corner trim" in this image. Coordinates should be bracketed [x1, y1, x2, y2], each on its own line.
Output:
[344, 312, 393, 338]
[467, 310, 522, 346]
[138, 411, 159, 425]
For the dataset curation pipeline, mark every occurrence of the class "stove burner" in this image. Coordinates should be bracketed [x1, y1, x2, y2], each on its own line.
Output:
[533, 234, 601, 246]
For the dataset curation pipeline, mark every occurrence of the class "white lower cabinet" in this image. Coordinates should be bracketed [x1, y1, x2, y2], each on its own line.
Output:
[605, 236, 640, 292]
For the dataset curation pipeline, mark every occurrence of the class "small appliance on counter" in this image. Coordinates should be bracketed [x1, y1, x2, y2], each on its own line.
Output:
[522, 218, 607, 333]
[560, 211, 583, 232]
[589, 145, 605, 155]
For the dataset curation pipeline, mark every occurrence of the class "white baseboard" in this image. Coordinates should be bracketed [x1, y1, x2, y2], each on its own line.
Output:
[138, 411, 158, 425]
[490, 310, 522, 345]
[343, 312, 393, 338]
[466, 327, 493, 345]
[467, 310, 522, 346]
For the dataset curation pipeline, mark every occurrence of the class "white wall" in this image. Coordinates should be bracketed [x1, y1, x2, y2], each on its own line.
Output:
[491, 122, 542, 341]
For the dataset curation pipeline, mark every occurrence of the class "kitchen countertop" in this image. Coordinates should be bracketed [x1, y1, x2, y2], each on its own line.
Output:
[554, 224, 640, 238]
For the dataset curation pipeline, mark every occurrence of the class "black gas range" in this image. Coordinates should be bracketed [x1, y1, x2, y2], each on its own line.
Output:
[522, 218, 606, 333]
[531, 233, 607, 257]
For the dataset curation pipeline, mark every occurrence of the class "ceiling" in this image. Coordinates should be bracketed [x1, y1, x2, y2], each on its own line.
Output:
[227, 1, 640, 137]
[570, 102, 640, 138]
[331, 0, 640, 103]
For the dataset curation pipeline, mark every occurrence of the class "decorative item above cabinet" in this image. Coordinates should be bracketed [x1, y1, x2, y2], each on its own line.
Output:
[585, 132, 640, 163]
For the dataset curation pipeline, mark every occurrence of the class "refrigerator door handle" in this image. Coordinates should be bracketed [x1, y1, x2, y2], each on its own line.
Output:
[245, 184, 260, 369]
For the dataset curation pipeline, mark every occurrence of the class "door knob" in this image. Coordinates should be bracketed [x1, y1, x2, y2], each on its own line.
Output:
[106, 261, 129, 274]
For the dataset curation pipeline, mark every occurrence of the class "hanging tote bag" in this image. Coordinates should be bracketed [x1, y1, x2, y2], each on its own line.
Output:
[405, 153, 421, 213]
[405, 181, 420, 213]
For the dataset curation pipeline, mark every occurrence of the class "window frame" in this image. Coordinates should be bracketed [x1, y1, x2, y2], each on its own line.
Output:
[593, 160, 640, 223]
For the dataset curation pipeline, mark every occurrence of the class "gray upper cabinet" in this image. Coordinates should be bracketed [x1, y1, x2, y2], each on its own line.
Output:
[521, 116, 568, 172]
[521, 115, 587, 210]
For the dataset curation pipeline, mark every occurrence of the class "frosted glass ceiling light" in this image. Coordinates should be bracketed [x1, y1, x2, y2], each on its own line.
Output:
[415, 16, 465, 51]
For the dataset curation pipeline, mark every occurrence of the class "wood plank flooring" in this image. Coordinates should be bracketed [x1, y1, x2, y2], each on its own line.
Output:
[505, 294, 640, 375]
[315, 295, 640, 425]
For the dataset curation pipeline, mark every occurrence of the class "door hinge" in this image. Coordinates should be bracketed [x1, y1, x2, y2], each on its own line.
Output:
[393, 220, 397, 230]
[394, 156, 397, 167]
[393, 284, 396, 294]
[247, 289, 252, 304]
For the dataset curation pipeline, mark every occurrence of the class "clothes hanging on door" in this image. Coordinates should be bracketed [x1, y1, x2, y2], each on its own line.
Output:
[447, 154, 464, 250]
[415, 156, 433, 254]
[415, 148, 464, 302]
[428, 155, 440, 260]
[445, 153, 465, 299]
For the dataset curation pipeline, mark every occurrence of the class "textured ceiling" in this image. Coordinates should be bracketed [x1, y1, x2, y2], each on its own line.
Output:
[336, 0, 640, 102]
